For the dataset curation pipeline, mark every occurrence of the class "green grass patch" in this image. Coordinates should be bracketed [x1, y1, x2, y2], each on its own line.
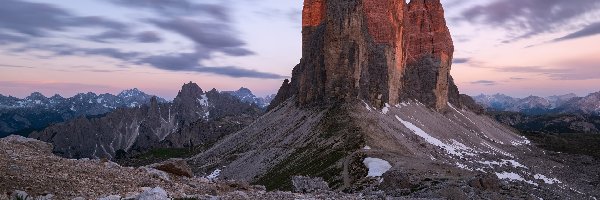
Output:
[254, 104, 365, 191]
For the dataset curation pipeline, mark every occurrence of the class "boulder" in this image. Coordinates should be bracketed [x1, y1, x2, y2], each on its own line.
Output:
[149, 159, 194, 178]
[291, 176, 330, 193]
[135, 187, 168, 200]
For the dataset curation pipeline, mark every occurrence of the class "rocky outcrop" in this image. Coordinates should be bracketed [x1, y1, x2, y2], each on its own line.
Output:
[149, 159, 194, 178]
[267, 0, 467, 112]
[267, 79, 292, 111]
[292, 176, 330, 193]
[291, 0, 407, 109]
[0, 89, 167, 138]
[0, 136, 363, 199]
[401, 0, 457, 111]
[29, 82, 262, 159]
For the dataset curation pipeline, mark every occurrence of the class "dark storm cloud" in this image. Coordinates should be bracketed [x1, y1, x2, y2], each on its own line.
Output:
[0, 0, 127, 37]
[0, 33, 27, 44]
[107, 0, 229, 21]
[88, 30, 163, 43]
[150, 19, 250, 51]
[0, 0, 282, 79]
[453, 58, 470, 64]
[0, 0, 168, 45]
[510, 77, 526, 80]
[471, 80, 496, 86]
[106, 0, 279, 78]
[134, 18, 284, 78]
[492, 63, 600, 80]
[138, 45, 284, 79]
[136, 31, 162, 43]
[459, 0, 600, 42]
[0, 64, 35, 69]
[16, 44, 141, 61]
[552, 22, 600, 43]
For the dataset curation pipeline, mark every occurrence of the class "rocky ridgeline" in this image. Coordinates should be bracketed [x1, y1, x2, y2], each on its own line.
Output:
[474, 92, 600, 115]
[222, 87, 275, 109]
[0, 135, 365, 199]
[29, 82, 262, 160]
[270, 0, 468, 111]
[0, 89, 167, 138]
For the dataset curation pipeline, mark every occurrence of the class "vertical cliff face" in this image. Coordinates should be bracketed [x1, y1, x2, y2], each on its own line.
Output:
[402, 0, 458, 111]
[270, 0, 460, 111]
[286, 0, 407, 109]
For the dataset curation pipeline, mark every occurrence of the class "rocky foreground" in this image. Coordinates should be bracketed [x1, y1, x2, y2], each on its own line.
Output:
[0, 135, 366, 200]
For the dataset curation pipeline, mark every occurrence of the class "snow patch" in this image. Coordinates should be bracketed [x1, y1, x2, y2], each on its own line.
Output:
[448, 103, 475, 124]
[198, 94, 209, 107]
[363, 145, 372, 150]
[477, 159, 527, 169]
[534, 174, 561, 184]
[206, 169, 221, 180]
[455, 162, 473, 171]
[363, 101, 372, 111]
[495, 172, 538, 186]
[502, 159, 528, 169]
[363, 157, 392, 177]
[396, 115, 469, 157]
[381, 103, 390, 114]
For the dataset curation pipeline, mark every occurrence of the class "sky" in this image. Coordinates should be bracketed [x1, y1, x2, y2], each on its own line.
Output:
[0, 0, 599, 100]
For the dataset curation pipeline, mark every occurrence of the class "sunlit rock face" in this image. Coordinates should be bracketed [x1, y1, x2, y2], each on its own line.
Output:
[272, 0, 462, 111]
[403, 0, 459, 111]
[290, 0, 407, 109]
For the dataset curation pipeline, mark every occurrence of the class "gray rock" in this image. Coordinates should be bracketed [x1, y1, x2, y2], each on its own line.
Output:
[97, 195, 121, 200]
[135, 187, 168, 200]
[29, 82, 263, 160]
[292, 176, 330, 193]
[11, 190, 30, 200]
[148, 159, 193, 177]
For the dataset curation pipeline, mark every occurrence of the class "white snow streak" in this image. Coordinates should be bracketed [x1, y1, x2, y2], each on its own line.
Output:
[495, 172, 538, 186]
[363, 101, 372, 111]
[198, 94, 209, 107]
[206, 169, 221, 180]
[534, 174, 561, 184]
[396, 115, 466, 157]
[381, 103, 390, 114]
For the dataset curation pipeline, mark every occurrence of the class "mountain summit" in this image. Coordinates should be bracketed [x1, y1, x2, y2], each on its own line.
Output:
[271, 0, 462, 111]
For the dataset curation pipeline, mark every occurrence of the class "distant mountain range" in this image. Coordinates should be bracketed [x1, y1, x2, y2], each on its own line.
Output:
[473, 92, 600, 134]
[223, 87, 276, 108]
[0, 87, 274, 138]
[472, 92, 600, 115]
[30, 82, 264, 159]
[0, 89, 166, 138]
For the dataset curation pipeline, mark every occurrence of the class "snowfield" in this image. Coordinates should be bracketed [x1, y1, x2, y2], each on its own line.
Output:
[363, 157, 392, 177]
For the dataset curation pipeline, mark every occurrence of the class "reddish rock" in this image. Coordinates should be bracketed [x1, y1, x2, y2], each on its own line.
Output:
[151, 159, 194, 178]
[402, 0, 458, 111]
[302, 0, 326, 27]
[268, 0, 467, 112]
[363, 0, 405, 45]
[291, 0, 409, 108]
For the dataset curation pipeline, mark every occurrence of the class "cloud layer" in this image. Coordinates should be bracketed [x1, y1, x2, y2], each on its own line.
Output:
[0, 0, 284, 79]
[458, 0, 600, 42]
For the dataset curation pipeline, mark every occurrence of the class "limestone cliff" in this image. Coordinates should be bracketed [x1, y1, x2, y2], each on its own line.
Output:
[271, 0, 464, 111]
